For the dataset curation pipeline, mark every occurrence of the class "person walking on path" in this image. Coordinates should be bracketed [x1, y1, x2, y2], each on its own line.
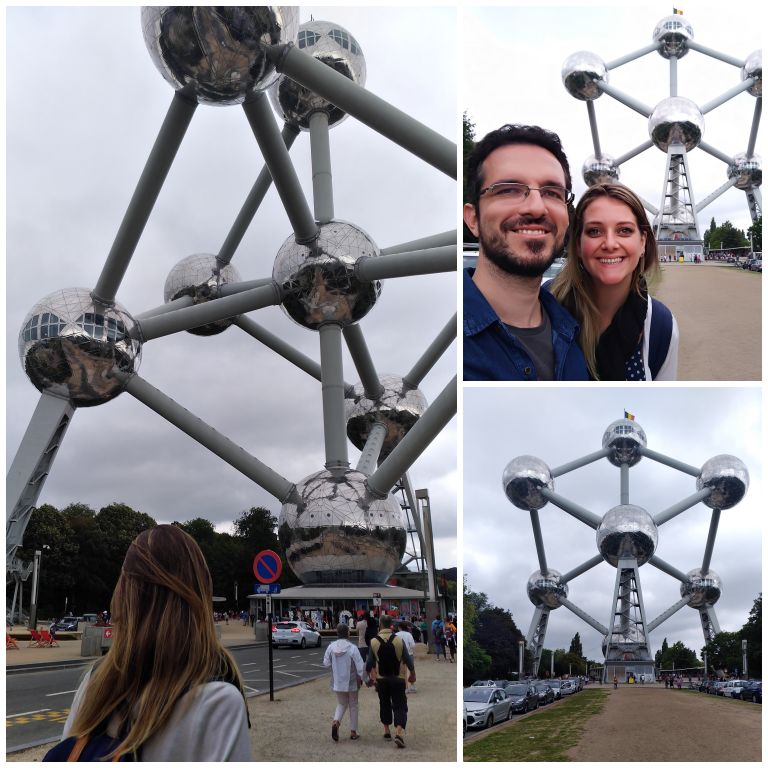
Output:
[395, 621, 418, 693]
[356, 612, 371, 664]
[323, 623, 365, 742]
[613, 675, 618, 690]
[367, 615, 416, 749]
[445, 617, 457, 663]
[432, 617, 447, 661]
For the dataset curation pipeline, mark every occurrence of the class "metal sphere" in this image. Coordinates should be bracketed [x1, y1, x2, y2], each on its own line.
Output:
[727, 153, 762, 190]
[681, 568, 722, 608]
[269, 20, 366, 130]
[19, 288, 141, 407]
[582, 154, 620, 186]
[602, 419, 647, 467]
[502, 456, 553, 511]
[273, 220, 381, 330]
[277, 468, 407, 584]
[163, 254, 242, 336]
[649, 97, 704, 152]
[561, 51, 608, 101]
[345, 374, 427, 460]
[141, 7, 299, 105]
[526, 569, 567, 609]
[652, 15, 694, 59]
[696, 454, 749, 509]
[596, 504, 658, 567]
[742, 49, 762, 97]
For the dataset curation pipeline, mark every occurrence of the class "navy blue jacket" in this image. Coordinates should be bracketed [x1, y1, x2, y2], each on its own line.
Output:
[463, 268, 589, 381]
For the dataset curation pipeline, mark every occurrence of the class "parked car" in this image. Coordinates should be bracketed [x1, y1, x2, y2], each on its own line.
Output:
[463, 243, 479, 270]
[749, 259, 762, 271]
[504, 683, 539, 713]
[723, 680, 749, 698]
[463, 687, 511, 729]
[533, 681, 555, 705]
[50, 617, 79, 632]
[271, 621, 321, 649]
[715, 680, 729, 696]
[471, 679, 497, 687]
[739, 681, 761, 703]
[560, 680, 576, 696]
[545, 680, 563, 699]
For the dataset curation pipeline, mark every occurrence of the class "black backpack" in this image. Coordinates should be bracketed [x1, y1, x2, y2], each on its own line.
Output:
[43, 730, 135, 762]
[375, 634, 400, 677]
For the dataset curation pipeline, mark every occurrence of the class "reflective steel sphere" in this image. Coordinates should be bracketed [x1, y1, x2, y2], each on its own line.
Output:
[583, 154, 620, 186]
[273, 220, 381, 330]
[653, 15, 694, 59]
[269, 20, 366, 130]
[728, 153, 762, 190]
[19, 288, 141, 407]
[649, 97, 704, 152]
[596, 504, 658, 567]
[681, 568, 722, 608]
[742, 49, 762, 97]
[278, 468, 407, 584]
[696, 454, 749, 509]
[502, 456, 553, 511]
[163, 253, 242, 336]
[345, 374, 427, 460]
[527, 569, 567, 609]
[141, 7, 299, 105]
[602, 419, 647, 467]
[561, 51, 608, 100]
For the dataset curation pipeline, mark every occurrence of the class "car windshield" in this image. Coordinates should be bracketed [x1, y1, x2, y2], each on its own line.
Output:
[547, 681, 562, 688]
[464, 688, 493, 703]
[505, 685, 526, 695]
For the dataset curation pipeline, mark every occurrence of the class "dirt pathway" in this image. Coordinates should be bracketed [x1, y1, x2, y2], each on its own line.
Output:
[653, 264, 761, 380]
[567, 685, 761, 761]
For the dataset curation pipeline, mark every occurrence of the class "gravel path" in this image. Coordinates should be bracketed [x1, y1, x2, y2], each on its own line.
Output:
[567, 685, 761, 761]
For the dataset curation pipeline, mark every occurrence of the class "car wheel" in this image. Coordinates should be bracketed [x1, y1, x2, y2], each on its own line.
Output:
[486, 714, 494, 729]
[300, 637, 306, 649]
[316, 635, 322, 647]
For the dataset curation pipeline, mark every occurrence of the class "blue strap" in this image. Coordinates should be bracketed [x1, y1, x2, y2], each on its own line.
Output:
[648, 299, 673, 379]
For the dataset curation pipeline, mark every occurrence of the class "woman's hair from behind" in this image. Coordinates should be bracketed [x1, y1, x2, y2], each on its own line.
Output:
[550, 183, 659, 379]
[69, 524, 245, 758]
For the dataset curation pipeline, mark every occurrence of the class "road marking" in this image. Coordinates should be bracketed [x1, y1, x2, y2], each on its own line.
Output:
[46, 690, 78, 697]
[7, 708, 50, 718]
[274, 670, 300, 677]
[240, 662, 259, 667]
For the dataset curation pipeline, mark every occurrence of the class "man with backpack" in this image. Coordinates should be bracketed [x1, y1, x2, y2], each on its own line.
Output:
[366, 615, 416, 748]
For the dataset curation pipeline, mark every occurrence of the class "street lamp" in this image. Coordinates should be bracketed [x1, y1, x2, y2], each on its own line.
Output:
[28, 544, 50, 631]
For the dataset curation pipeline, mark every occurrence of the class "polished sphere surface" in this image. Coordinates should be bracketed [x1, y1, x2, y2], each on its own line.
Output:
[278, 468, 407, 584]
[345, 374, 427, 459]
[269, 20, 366, 130]
[652, 15, 694, 59]
[273, 220, 381, 330]
[527, 569, 568, 609]
[596, 504, 658, 567]
[696, 454, 749, 509]
[502, 455, 553, 511]
[727, 153, 762, 190]
[681, 568, 722, 608]
[742, 49, 762, 97]
[19, 288, 141, 407]
[649, 97, 704, 152]
[602, 419, 646, 467]
[141, 6, 299, 105]
[583, 154, 620, 186]
[163, 253, 242, 335]
[561, 51, 608, 100]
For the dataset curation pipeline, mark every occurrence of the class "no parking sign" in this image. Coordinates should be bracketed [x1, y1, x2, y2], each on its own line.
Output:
[253, 550, 282, 584]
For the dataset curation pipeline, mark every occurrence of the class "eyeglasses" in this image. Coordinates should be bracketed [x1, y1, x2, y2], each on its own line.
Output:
[478, 182, 574, 206]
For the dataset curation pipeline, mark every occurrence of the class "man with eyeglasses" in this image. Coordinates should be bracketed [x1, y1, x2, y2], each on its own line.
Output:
[463, 124, 589, 380]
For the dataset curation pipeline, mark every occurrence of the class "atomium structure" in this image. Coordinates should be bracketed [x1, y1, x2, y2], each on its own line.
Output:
[6, 7, 457, 603]
[503, 417, 749, 682]
[563, 13, 762, 258]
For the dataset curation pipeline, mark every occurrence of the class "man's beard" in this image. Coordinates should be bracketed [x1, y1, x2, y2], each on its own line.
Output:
[479, 221, 566, 278]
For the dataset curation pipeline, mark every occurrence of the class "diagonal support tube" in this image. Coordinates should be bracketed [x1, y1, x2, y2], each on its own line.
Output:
[342, 324, 383, 399]
[646, 596, 692, 634]
[701, 79, 756, 114]
[319, 324, 349, 470]
[551, 447, 610, 477]
[119, 372, 296, 503]
[356, 423, 387, 476]
[696, 178, 739, 213]
[561, 554, 604, 584]
[638, 445, 701, 476]
[648, 555, 689, 584]
[366, 376, 457, 497]
[539, 488, 602, 529]
[92, 92, 197, 305]
[560, 598, 608, 636]
[654, 488, 712, 525]
[269, 44, 456, 178]
[355, 246, 457, 281]
[529, 510, 548, 573]
[615, 140, 654, 166]
[701, 508, 721, 574]
[686, 40, 745, 68]
[606, 42, 660, 69]
[698, 142, 734, 165]
[242, 94, 318, 243]
[380, 230, 456, 256]
[134, 295, 194, 321]
[746, 98, 761, 158]
[596, 81, 653, 117]
[404, 314, 456, 387]
[309, 111, 334, 224]
[586, 101, 601, 157]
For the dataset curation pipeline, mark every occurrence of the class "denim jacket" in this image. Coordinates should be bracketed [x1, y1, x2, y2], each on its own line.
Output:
[463, 268, 589, 381]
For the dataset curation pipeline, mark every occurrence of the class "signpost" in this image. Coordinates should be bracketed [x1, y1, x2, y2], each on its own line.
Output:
[372, 592, 382, 607]
[254, 550, 283, 701]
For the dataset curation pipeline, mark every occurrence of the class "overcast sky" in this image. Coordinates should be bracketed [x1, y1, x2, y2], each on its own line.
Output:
[464, 386, 762, 665]
[6, 8, 458, 571]
[463, 3, 761, 236]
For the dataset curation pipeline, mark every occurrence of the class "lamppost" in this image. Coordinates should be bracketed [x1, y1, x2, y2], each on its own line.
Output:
[742, 639, 748, 678]
[28, 543, 50, 631]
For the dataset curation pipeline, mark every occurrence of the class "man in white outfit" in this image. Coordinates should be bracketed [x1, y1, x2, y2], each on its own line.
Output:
[396, 621, 418, 693]
[323, 623, 365, 741]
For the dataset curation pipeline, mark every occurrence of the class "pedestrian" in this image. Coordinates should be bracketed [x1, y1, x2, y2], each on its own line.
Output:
[48, 525, 251, 760]
[395, 621, 417, 693]
[445, 616, 457, 663]
[356, 611, 371, 663]
[433, 621, 446, 661]
[364, 611, 379, 652]
[323, 623, 365, 742]
[419, 616, 428, 646]
[613, 675, 618, 690]
[367, 615, 416, 749]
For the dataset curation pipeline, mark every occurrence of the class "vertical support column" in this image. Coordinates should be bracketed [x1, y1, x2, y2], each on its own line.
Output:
[309, 111, 334, 224]
[669, 55, 678, 97]
[526, 606, 550, 677]
[318, 323, 349, 471]
[620, 463, 629, 505]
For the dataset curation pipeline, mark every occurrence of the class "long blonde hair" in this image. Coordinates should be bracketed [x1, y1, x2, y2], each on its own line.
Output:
[550, 183, 659, 379]
[69, 524, 245, 758]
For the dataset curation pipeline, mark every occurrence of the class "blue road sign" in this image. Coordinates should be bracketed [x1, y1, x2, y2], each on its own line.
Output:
[254, 583, 281, 594]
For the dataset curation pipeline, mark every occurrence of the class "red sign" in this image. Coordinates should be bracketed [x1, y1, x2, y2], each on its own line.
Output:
[253, 550, 282, 584]
[103, 628, 113, 639]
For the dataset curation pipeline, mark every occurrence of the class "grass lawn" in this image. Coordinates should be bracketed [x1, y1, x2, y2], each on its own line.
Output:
[464, 689, 609, 762]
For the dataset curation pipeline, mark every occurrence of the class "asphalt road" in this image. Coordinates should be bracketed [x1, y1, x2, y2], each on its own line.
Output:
[6, 643, 328, 754]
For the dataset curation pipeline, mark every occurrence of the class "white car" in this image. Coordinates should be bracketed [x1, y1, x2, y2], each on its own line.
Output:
[463, 687, 511, 729]
[271, 620, 321, 649]
[722, 680, 749, 698]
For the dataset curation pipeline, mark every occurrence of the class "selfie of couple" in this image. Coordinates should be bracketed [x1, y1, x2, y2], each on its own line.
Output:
[463, 124, 678, 382]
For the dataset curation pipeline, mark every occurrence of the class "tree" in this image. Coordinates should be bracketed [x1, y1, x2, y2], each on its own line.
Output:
[740, 594, 761, 678]
[704, 220, 749, 250]
[463, 579, 491, 683]
[569, 632, 583, 659]
[463, 111, 478, 243]
[746, 215, 762, 251]
[658, 640, 701, 671]
[655, 637, 670, 666]
[703, 631, 742, 674]
[474, 605, 526, 679]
